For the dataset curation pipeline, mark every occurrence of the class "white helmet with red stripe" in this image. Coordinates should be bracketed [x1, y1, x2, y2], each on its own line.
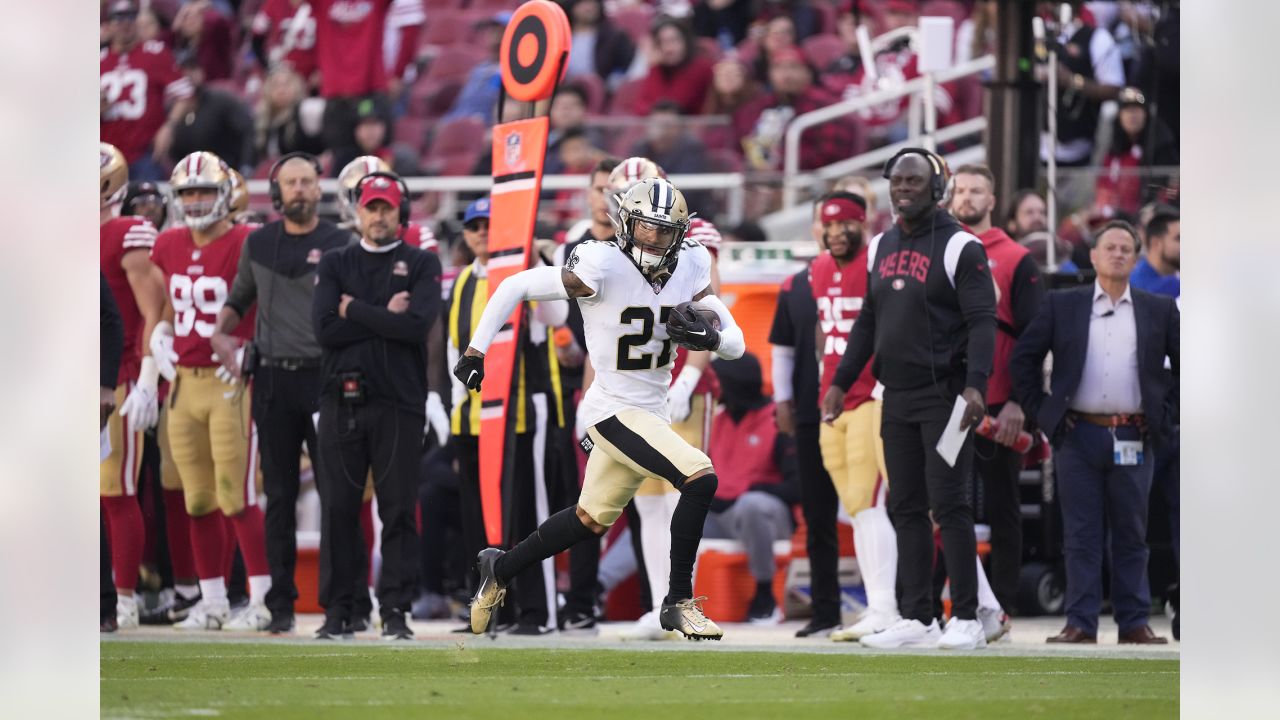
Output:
[606, 156, 665, 218]
[100, 142, 128, 209]
[169, 151, 233, 231]
[685, 217, 722, 257]
[337, 155, 392, 228]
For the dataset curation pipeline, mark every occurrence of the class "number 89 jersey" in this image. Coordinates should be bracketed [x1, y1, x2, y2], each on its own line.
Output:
[568, 238, 714, 429]
[151, 225, 255, 368]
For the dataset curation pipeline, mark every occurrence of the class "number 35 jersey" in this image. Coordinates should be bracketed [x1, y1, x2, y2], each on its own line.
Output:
[809, 248, 878, 411]
[151, 224, 256, 368]
[568, 239, 713, 429]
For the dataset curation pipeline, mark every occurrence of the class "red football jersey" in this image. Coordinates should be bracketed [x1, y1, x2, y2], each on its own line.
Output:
[402, 222, 438, 253]
[810, 249, 878, 410]
[686, 217, 721, 258]
[101, 40, 194, 163]
[313, 0, 392, 98]
[251, 0, 319, 79]
[151, 224, 255, 368]
[101, 216, 158, 385]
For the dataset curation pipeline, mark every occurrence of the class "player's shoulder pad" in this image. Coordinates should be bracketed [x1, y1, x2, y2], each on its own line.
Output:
[866, 232, 885, 273]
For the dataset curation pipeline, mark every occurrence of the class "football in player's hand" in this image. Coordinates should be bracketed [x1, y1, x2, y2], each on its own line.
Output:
[666, 301, 721, 351]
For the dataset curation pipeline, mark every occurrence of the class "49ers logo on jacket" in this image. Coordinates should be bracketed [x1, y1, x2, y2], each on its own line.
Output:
[878, 249, 930, 286]
[328, 1, 374, 23]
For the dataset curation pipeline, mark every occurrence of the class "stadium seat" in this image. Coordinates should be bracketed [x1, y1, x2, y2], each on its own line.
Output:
[706, 147, 745, 173]
[801, 33, 846, 72]
[421, 46, 488, 84]
[568, 73, 607, 115]
[394, 116, 432, 155]
[469, 0, 522, 12]
[420, 12, 481, 49]
[409, 79, 465, 118]
[607, 78, 644, 115]
[425, 117, 486, 176]
[611, 5, 654, 44]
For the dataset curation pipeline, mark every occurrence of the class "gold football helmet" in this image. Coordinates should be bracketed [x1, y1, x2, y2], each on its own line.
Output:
[169, 152, 233, 231]
[615, 177, 690, 285]
[100, 142, 128, 208]
[227, 168, 249, 219]
[337, 155, 392, 228]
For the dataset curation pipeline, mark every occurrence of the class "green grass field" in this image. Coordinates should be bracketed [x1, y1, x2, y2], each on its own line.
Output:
[102, 642, 1177, 719]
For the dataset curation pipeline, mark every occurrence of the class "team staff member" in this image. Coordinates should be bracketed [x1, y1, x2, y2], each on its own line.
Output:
[1011, 221, 1177, 645]
[825, 149, 997, 650]
[448, 197, 567, 635]
[769, 192, 841, 638]
[949, 164, 1045, 617]
[101, 272, 125, 633]
[312, 173, 442, 640]
[211, 153, 352, 634]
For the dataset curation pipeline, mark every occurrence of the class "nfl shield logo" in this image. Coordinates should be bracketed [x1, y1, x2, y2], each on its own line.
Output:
[504, 132, 522, 170]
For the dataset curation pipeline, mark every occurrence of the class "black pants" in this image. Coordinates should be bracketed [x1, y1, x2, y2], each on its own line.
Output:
[251, 365, 321, 617]
[456, 396, 560, 627]
[881, 385, 979, 622]
[418, 444, 462, 595]
[316, 395, 422, 621]
[796, 422, 841, 625]
[974, 403, 1024, 614]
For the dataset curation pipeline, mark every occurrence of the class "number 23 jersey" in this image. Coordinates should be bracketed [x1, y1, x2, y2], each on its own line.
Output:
[151, 224, 255, 368]
[568, 239, 713, 429]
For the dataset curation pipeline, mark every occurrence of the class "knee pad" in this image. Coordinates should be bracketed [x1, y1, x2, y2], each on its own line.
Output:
[680, 473, 717, 502]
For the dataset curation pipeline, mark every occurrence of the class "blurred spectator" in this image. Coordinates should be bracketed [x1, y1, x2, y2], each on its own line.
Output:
[692, 0, 754, 50]
[751, 14, 800, 88]
[251, 0, 320, 87]
[754, 0, 822, 42]
[172, 0, 235, 81]
[1130, 209, 1179, 298]
[121, 181, 169, 231]
[101, 0, 195, 180]
[702, 58, 763, 117]
[1094, 89, 1179, 218]
[546, 85, 604, 175]
[136, 5, 174, 47]
[704, 352, 798, 624]
[832, 174, 885, 236]
[546, 128, 603, 228]
[254, 66, 327, 161]
[312, 0, 424, 172]
[955, 0, 997, 65]
[1004, 189, 1048, 241]
[723, 220, 766, 244]
[442, 13, 508, 125]
[168, 51, 255, 172]
[561, 0, 635, 88]
[1039, 0, 1125, 166]
[880, 0, 920, 33]
[630, 101, 711, 209]
[632, 17, 716, 116]
[736, 48, 852, 171]
[353, 99, 422, 176]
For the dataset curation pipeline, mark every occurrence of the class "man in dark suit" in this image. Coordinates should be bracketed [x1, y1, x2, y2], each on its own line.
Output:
[1011, 220, 1178, 645]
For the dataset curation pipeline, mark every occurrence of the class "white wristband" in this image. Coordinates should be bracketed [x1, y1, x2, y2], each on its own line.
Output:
[137, 356, 160, 390]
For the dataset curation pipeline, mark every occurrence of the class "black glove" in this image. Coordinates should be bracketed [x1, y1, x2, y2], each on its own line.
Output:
[453, 353, 485, 392]
[665, 302, 720, 352]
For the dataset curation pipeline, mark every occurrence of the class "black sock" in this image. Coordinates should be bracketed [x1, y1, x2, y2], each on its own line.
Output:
[755, 580, 772, 600]
[494, 506, 596, 582]
[665, 473, 718, 604]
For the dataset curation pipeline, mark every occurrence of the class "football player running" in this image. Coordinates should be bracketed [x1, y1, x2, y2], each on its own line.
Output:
[148, 152, 271, 630]
[455, 178, 744, 640]
[100, 142, 163, 629]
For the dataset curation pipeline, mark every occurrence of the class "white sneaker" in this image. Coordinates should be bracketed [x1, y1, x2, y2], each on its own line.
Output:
[978, 606, 1011, 643]
[937, 617, 988, 650]
[224, 602, 271, 632]
[116, 596, 139, 630]
[174, 598, 230, 631]
[859, 618, 942, 649]
[618, 610, 678, 641]
[831, 610, 900, 642]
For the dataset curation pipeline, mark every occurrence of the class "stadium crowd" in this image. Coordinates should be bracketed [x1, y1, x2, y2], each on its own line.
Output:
[101, 0, 1179, 647]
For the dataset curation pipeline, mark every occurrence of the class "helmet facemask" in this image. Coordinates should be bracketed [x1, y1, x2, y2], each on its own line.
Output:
[174, 185, 230, 231]
[614, 178, 691, 290]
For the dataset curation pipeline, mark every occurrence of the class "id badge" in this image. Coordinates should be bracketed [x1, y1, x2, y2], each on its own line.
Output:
[1114, 439, 1144, 466]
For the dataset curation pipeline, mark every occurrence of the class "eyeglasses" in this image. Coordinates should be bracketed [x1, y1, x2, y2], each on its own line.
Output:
[464, 220, 489, 232]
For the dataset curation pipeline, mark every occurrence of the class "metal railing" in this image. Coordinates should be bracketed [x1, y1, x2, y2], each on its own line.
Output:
[781, 54, 996, 208]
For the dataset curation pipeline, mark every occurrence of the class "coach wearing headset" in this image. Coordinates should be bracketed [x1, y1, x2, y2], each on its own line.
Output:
[212, 153, 353, 633]
[311, 172, 442, 640]
[822, 149, 997, 650]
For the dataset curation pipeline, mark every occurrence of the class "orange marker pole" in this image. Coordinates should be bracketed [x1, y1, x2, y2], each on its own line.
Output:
[479, 0, 570, 546]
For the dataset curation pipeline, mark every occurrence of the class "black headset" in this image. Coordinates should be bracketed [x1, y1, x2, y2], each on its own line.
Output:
[267, 152, 324, 211]
[354, 171, 411, 228]
[882, 147, 947, 203]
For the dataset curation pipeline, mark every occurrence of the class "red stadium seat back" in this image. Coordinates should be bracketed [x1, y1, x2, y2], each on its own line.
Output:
[428, 117, 487, 158]
[421, 12, 481, 48]
[706, 148, 745, 173]
[423, 46, 488, 83]
[921, 1, 970, 27]
[410, 80, 465, 119]
[611, 5, 654, 44]
[568, 74, 607, 115]
[607, 78, 646, 115]
[394, 116, 432, 155]
[802, 34, 846, 72]
[470, 0, 522, 12]
[425, 151, 482, 177]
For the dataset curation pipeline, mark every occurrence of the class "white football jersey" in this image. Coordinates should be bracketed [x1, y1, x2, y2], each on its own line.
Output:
[567, 238, 714, 429]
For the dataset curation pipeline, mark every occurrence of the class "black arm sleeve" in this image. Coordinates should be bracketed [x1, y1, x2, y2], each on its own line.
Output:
[832, 276, 876, 391]
[1009, 292, 1056, 426]
[955, 241, 997, 396]
[101, 273, 124, 390]
[313, 252, 377, 348]
[345, 252, 442, 343]
[1010, 254, 1046, 333]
